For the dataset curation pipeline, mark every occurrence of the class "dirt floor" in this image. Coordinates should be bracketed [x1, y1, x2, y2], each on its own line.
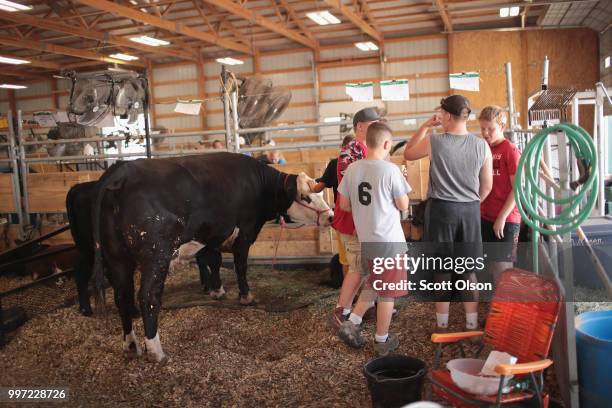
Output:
[0, 262, 574, 407]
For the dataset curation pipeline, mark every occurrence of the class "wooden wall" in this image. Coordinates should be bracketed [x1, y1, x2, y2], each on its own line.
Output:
[449, 28, 600, 130]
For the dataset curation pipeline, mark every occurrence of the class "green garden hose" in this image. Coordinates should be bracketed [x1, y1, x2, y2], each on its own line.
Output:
[514, 123, 598, 235]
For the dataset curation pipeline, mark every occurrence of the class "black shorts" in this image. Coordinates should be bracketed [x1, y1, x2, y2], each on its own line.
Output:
[481, 219, 520, 262]
[424, 199, 483, 263]
[422, 199, 483, 302]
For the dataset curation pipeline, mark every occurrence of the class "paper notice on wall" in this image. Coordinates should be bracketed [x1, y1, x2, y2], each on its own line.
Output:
[53, 111, 69, 123]
[33, 112, 57, 127]
[449, 72, 480, 92]
[380, 79, 410, 101]
[174, 102, 202, 115]
[345, 82, 374, 102]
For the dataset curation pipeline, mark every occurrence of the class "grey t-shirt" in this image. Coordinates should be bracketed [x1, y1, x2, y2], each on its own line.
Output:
[428, 132, 488, 202]
[338, 159, 411, 243]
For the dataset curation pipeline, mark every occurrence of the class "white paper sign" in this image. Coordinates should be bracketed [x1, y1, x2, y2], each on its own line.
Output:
[345, 82, 374, 102]
[380, 79, 410, 101]
[449, 72, 480, 92]
[174, 102, 202, 115]
[34, 112, 57, 127]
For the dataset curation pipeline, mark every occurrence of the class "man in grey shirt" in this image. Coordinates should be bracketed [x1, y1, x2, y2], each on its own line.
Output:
[403, 95, 493, 332]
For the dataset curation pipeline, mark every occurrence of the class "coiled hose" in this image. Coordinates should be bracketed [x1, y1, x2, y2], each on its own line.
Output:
[514, 123, 598, 236]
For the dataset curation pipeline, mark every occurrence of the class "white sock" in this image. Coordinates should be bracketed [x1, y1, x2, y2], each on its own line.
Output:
[466, 312, 478, 330]
[348, 313, 362, 326]
[375, 333, 389, 343]
[342, 308, 351, 316]
[436, 313, 449, 328]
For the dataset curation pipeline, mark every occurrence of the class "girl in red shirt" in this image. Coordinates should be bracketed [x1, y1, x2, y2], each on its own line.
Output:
[479, 106, 522, 281]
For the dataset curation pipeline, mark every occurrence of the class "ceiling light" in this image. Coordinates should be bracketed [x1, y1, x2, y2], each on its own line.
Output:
[0, 1, 32, 12]
[130, 36, 170, 46]
[606, 56, 611, 69]
[0, 56, 30, 64]
[306, 10, 340, 25]
[109, 53, 139, 61]
[129, 0, 138, 4]
[355, 42, 378, 51]
[216, 57, 244, 65]
[0, 84, 27, 89]
[499, 7, 510, 18]
[509, 6, 520, 17]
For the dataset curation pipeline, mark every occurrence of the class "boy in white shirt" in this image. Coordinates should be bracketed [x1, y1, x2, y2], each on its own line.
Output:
[336, 121, 411, 356]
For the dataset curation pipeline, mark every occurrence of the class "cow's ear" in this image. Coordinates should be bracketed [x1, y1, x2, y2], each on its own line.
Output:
[296, 172, 311, 196]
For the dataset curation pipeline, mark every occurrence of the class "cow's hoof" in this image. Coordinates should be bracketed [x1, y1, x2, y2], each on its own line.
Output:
[79, 306, 93, 317]
[239, 294, 254, 306]
[209, 286, 226, 300]
[123, 331, 142, 357]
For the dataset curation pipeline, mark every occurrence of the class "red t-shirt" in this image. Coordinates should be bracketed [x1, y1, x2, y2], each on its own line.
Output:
[481, 139, 521, 224]
[332, 139, 367, 235]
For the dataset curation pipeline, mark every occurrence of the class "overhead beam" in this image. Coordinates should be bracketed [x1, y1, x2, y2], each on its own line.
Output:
[277, 0, 316, 41]
[0, 35, 144, 67]
[0, 52, 61, 69]
[322, 0, 383, 42]
[200, 0, 318, 49]
[0, 9, 196, 61]
[0, 68, 49, 80]
[75, 0, 252, 55]
[434, 0, 453, 33]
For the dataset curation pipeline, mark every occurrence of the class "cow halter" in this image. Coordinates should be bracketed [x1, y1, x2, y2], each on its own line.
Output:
[292, 198, 329, 227]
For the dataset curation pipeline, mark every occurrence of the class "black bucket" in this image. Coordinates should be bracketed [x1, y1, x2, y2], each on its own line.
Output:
[363, 354, 427, 408]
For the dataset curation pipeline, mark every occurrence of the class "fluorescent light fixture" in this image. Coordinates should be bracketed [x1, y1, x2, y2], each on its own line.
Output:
[129, 0, 137, 4]
[509, 6, 520, 16]
[355, 42, 379, 51]
[403, 119, 417, 126]
[0, 84, 27, 89]
[130, 35, 170, 46]
[306, 10, 340, 25]
[499, 7, 510, 18]
[0, 1, 33, 12]
[606, 56, 611, 68]
[109, 53, 139, 61]
[324, 116, 342, 123]
[0, 56, 30, 65]
[216, 57, 244, 65]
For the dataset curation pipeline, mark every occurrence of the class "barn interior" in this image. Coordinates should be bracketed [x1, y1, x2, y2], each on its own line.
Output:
[0, 0, 611, 407]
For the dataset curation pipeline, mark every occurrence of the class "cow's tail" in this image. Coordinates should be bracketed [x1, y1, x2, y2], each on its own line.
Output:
[92, 162, 129, 308]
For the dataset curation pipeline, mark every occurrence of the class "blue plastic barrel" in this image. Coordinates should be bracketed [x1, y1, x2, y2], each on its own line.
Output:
[576, 310, 612, 408]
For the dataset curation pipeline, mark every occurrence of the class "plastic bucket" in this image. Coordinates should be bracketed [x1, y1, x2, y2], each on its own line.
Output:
[576, 310, 612, 408]
[363, 354, 427, 408]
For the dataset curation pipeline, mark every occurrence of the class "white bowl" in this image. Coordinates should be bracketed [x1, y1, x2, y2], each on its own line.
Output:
[446, 358, 513, 396]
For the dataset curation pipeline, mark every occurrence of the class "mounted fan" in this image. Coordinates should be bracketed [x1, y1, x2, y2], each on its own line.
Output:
[232, 75, 292, 145]
[68, 76, 113, 126]
[114, 78, 146, 123]
[64, 70, 148, 127]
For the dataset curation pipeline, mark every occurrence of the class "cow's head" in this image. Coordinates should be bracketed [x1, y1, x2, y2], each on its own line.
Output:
[286, 172, 334, 227]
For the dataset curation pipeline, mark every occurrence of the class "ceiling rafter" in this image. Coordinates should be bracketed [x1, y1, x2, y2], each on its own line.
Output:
[433, 0, 452, 32]
[0, 52, 61, 69]
[200, 0, 317, 49]
[75, 0, 252, 54]
[0, 35, 144, 67]
[0, 68, 50, 80]
[358, 0, 382, 34]
[322, 0, 383, 42]
[0, 9, 196, 61]
[277, 0, 315, 41]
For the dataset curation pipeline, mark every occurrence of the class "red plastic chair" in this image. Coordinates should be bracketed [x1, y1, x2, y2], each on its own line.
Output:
[429, 268, 563, 407]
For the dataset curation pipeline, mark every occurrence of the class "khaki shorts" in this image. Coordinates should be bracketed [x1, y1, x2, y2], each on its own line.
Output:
[340, 233, 363, 276]
[336, 231, 348, 266]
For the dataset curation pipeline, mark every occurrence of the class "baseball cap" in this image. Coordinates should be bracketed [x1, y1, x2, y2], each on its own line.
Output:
[352, 107, 381, 129]
[439, 95, 471, 117]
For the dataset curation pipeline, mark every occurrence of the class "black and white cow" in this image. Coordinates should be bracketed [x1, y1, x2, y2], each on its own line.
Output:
[91, 152, 332, 362]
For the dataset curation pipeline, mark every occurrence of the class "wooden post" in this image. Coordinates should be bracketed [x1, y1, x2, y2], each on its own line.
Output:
[253, 48, 261, 74]
[50, 79, 59, 110]
[7, 90, 16, 116]
[196, 51, 207, 131]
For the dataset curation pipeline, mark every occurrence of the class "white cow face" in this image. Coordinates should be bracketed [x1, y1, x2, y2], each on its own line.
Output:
[287, 173, 334, 226]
